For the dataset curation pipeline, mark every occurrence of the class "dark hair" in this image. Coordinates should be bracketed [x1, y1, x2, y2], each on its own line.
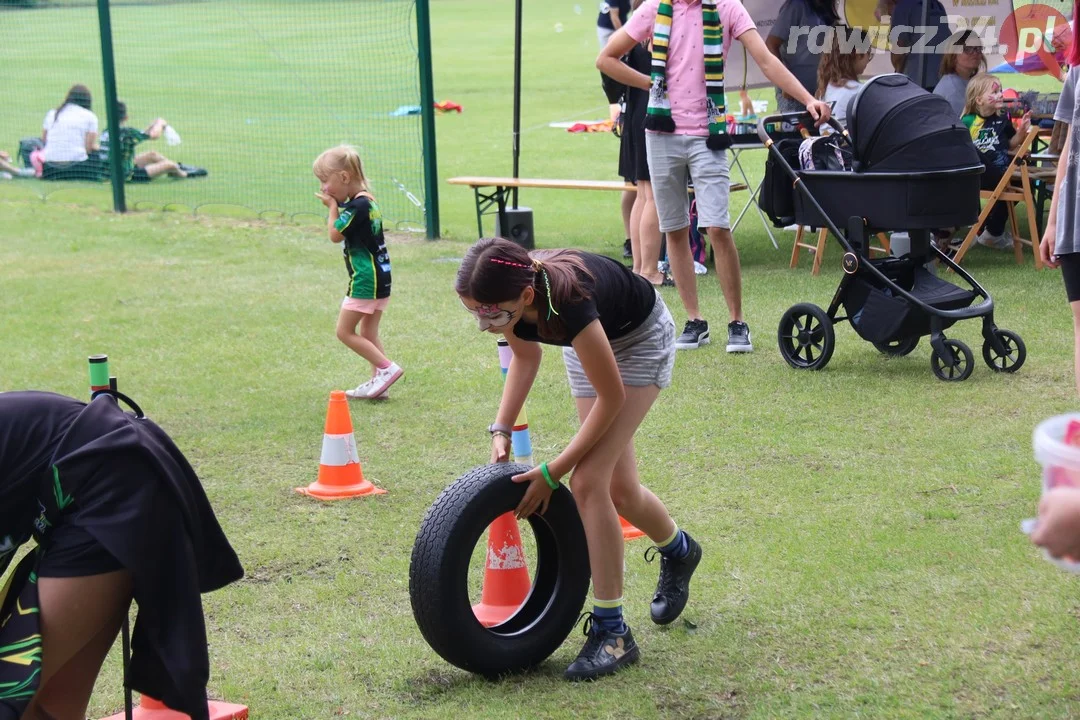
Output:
[454, 237, 593, 341]
[807, 0, 839, 26]
[115, 100, 128, 121]
[56, 84, 92, 119]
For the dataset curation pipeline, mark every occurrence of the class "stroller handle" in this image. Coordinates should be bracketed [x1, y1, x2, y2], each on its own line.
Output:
[756, 111, 846, 145]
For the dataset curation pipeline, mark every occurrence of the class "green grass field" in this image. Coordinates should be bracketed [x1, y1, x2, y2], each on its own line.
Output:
[3, 1, 1080, 718]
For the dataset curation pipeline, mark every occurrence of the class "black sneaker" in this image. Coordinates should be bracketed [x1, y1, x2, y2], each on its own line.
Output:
[622, 238, 633, 259]
[726, 321, 753, 353]
[564, 613, 640, 681]
[646, 533, 702, 625]
[675, 319, 710, 350]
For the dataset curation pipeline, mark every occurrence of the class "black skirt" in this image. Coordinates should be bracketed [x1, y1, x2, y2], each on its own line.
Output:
[0, 393, 243, 720]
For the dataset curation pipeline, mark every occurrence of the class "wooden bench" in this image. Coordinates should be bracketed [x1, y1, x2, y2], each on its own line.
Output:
[447, 175, 747, 238]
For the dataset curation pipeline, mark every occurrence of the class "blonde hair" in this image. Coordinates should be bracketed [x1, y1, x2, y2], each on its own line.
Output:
[962, 73, 1001, 117]
[313, 145, 369, 190]
[939, 30, 987, 79]
[815, 27, 872, 99]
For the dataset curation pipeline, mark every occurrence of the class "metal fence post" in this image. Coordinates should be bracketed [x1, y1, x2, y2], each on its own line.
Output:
[97, 0, 126, 213]
[415, 0, 439, 239]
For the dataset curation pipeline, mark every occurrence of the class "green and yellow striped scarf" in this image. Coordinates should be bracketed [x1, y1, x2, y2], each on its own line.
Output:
[645, 0, 730, 150]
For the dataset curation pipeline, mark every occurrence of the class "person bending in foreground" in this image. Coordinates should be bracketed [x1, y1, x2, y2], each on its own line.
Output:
[455, 237, 701, 681]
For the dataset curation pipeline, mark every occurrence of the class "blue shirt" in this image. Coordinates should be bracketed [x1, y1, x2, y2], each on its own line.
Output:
[597, 0, 632, 30]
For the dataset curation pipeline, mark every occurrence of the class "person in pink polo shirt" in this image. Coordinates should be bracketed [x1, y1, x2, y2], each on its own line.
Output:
[598, 0, 830, 353]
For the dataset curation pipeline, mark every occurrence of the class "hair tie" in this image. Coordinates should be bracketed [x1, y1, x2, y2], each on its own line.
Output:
[489, 257, 532, 270]
[540, 268, 559, 321]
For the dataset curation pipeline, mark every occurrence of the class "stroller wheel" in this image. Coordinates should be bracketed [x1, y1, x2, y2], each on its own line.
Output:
[777, 303, 835, 371]
[982, 329, 1026, 373]
[873, 337, 919, 357]
[930, 339, 974, 382]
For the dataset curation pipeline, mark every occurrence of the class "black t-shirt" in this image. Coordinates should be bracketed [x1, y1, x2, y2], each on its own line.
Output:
[597, 0, 632, 30]
[513, 252, 657, 347]
[0, 391, 85, 566]
[336, 195, 392, 299]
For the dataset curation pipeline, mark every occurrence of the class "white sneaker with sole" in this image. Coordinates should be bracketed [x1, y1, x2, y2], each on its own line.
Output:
[976, 229, 1013, 250]
[367, 362, 403, 398]
[346, 379, 389, 400]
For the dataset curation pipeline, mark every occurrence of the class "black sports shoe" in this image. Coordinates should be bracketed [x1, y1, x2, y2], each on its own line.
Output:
[646, 533, 702, 625]
[564, 613, 640, 681]
[726, 320, 753, 353]
[675, 319, 710, 350]
[622, 238, 633, 259]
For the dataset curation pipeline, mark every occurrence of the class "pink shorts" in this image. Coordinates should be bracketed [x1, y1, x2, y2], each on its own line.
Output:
[341, 296, 390, 314]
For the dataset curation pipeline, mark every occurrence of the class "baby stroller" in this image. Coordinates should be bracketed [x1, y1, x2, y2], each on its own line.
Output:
[759, 74, 1025, 382]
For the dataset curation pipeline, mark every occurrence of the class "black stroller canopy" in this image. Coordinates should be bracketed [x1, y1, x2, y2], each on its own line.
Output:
[847, 74, 982, 173]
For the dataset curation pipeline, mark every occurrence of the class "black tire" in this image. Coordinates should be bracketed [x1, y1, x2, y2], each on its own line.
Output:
[873, 336, 920, 357]
[930, 339, 974, 381]
[982, 329, 1026, 373]
[409, 463, 591, 677]
[778, 303, 835, 370]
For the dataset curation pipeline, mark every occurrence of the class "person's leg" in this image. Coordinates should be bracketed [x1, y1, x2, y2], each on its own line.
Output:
[706, 227, 743, 321]
[621, 189, 635, 258]
[141, 159, 187, 179]
[359, 310, 387, 380]
[638, 180, 665, 285]
[23, 571, 133, 720]
[133, 150, 164, 166]
[336, 307, 388, 368]
[563, 385, 660, 680]
[629, 187, 645, 274]
[1073, 300, 1080, 398]
[688, 141, 740, 321]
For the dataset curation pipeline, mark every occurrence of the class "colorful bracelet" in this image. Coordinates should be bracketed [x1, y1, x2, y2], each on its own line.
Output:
[540, 462, 559, 490]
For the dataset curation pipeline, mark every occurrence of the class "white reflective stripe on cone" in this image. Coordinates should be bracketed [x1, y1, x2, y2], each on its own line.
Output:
[321, 433, 360, 466]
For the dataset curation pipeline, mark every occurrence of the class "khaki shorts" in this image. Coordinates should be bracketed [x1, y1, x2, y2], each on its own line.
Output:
[645, 132, 730, 233]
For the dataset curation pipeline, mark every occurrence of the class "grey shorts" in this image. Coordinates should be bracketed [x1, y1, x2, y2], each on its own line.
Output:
[645, 132, 730, 233]
[562, 293, 676, 398]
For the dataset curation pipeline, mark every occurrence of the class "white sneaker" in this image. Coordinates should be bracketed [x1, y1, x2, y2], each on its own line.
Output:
[345, 379, 390, 400]
[14, 168, 35, 178]
[345, 379, 374, 399]
[976, 229, 1013, 250]
[367, 362, 403, 398]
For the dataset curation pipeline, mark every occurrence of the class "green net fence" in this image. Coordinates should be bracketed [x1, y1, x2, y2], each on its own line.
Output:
[0, 0, 430, 231]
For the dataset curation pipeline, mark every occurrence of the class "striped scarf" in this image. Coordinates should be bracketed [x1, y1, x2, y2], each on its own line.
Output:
[645, 0, 730, 150]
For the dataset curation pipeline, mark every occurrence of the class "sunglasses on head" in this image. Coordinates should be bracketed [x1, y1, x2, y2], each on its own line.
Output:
[459, 298, 518, 330]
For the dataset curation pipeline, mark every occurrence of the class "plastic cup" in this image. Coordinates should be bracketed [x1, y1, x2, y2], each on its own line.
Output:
[1026, 413, 1080, 573]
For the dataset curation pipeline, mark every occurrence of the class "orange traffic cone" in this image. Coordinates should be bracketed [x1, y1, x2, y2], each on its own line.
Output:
[99, 695, 248, 720]
[620, 516, 646, 540]
[295, 391, 386, 500]
[472, 512, 532, 627]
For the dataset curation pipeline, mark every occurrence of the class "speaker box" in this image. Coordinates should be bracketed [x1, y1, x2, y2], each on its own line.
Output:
[495, 207, 535, 249]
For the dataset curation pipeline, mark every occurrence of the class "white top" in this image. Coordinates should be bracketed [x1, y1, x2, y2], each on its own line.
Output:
[821, 80, 862, 135]
[42, 105, 98, 162]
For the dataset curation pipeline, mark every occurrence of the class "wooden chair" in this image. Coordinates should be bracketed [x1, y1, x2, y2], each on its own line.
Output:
[790, 226, 890, 275]
[952, 127, 1043, 270]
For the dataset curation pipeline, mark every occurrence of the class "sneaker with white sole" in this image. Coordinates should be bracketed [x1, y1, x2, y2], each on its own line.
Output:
[345, 379, 389, 400]
[367, 362, 403, 398]
[976, 229, 1013, 250]
[726, 321, 753, 353]
[675, 319, 710, 350]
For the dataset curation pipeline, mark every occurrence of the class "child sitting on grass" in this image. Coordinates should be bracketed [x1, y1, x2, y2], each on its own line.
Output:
[962, 73, 1031, 250]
